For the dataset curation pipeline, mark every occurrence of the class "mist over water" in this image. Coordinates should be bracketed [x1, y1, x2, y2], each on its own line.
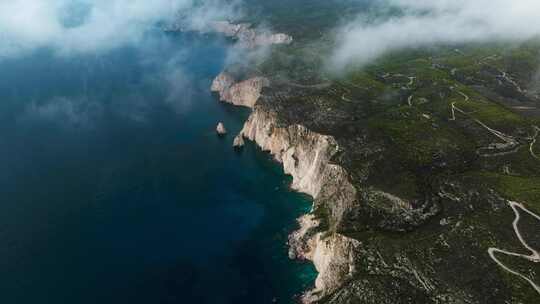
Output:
[0, 29, 315, 303]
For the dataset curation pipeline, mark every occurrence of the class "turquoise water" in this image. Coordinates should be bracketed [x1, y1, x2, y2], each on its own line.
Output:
[0, 31, 316, 303]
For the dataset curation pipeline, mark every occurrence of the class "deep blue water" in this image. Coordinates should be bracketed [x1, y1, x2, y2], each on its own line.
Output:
[0, 31, 316, 303]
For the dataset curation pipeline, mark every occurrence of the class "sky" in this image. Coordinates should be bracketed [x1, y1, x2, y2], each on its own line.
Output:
[330, 0, 540, 70]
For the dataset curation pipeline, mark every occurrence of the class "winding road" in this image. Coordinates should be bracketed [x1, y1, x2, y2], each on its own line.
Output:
[408, 94, 414, 107]
[530, 126, 540, 160]
[488, 201, 540, 295]
[341, 93, 351, 102]
[457, 90, 469, 102]
[449, 89, 518, 146]
[449, 88, 469, 120]
[407, 76, 416, 87]
[499, 71, 525, 93]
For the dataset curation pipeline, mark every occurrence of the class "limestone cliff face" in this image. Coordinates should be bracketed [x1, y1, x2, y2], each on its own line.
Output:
[210, 21, 251, 38]
[211, 72, 363, 302]
[241, 108, 340, 198]
[166, 20, 293, 48]
[210, 72, 234, 104]
[288, 215, 362, 303]
[212, 72, 439, 303]
[210, 21, 293, 48]
[211, 72, 269, 108]
[240, 107, 361, 303]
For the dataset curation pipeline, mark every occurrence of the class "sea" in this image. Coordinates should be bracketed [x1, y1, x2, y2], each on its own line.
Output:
[0, 29, 316, 304]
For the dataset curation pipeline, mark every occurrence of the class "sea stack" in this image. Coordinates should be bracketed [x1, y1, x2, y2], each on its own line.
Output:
[233, 134, 245, 149]
[216, 122, 227, 136]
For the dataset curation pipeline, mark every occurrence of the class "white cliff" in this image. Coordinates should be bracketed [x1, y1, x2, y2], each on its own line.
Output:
[211, 70, 360, 302]
[210, 72, 235, 95]
[165, 19, 292, 48]
[240, 107, 361, 303]
[211, 21, 251, 37]
[210, 21, 293, 48]
[211, 72, 269, 108]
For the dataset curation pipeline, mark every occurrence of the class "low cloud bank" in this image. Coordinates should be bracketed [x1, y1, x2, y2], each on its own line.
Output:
[0, 0, 240, 59]
[330, 0, 540, 71]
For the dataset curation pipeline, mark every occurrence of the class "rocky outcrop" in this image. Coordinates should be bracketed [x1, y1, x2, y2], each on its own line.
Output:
[210, 21, 293, 48]
[240, 106, 361, 302]
[233, 134, 245, 148]
[216, 122, 227, 135]
[211, 72, 269, 108]
[210, 72, 235, 96]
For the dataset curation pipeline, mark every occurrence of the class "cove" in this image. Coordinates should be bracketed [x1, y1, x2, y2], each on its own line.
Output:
[0, 30, 316, 303]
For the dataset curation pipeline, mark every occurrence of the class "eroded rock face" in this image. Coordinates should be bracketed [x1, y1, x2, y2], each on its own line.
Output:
[288, 215, 362, 303]
[241, 109, 337, 197]
[240, 107, 361, 302]
[301, 234, 361, 304]
[211, 72, 269, 108]
[210, 72, 235, 96]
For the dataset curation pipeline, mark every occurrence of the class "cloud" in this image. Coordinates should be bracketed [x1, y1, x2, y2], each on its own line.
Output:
[21, 96, 103, 127]
[330, 0, 540, 71]
[156, 50, 199, 114]
[182, 0, 245, 32]
[0, 0, 241, 59]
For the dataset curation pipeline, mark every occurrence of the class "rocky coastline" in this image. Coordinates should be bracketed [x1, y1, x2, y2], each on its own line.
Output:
[207, 26, 346, 302]
[207, 21, 540, 304]
[240, 104, 361, 303]
[211, 72, 270, 108]
[208, 68, 536, 303]
[166, 20, 292, 48]
[211, 71, 363, 303]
